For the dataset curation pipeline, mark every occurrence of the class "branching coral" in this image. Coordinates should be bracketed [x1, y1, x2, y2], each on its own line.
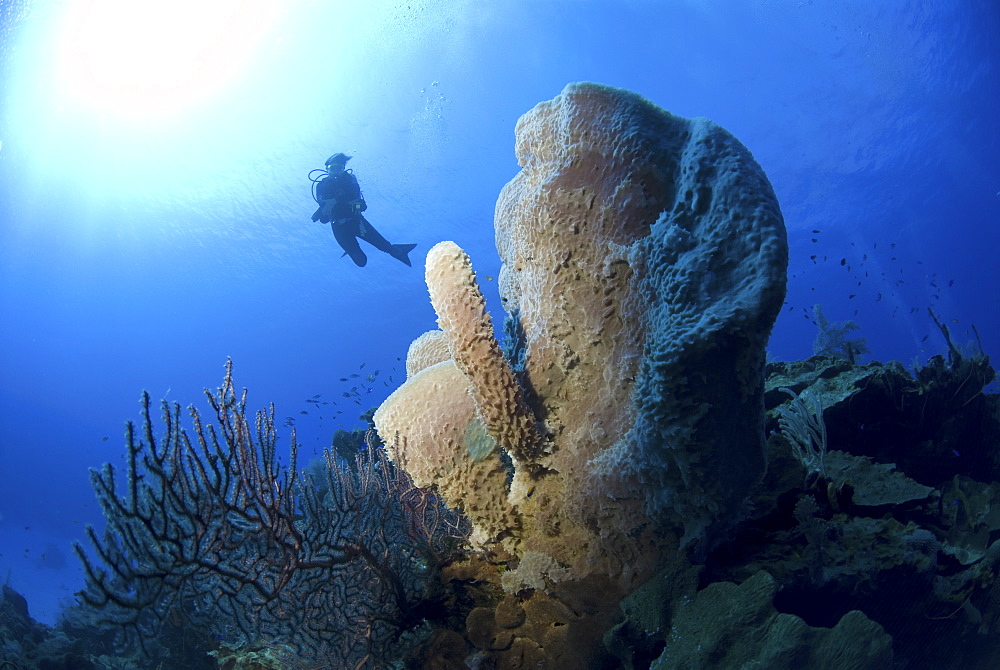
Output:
[75, 360, 467, 668]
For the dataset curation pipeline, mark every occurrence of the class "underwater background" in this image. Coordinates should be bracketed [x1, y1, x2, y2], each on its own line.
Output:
[1, 1, 998, 668]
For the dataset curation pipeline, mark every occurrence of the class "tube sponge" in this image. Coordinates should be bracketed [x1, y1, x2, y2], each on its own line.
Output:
[425, 241, 543, 469]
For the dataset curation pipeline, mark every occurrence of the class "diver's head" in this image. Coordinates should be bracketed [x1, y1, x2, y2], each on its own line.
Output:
[325, 153, 351, 172]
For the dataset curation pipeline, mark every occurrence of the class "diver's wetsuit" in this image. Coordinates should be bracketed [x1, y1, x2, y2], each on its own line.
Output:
[313, 170, 412, 267]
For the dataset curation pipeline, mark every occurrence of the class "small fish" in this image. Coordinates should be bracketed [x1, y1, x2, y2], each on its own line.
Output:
[812, 229, 821, 234]
[921, 335, 929, 342]
[340, 378, 348, 382]
[102, 436, 109, 442]
[848, 294, 856, 299]
[300, 411, 308, 415]
[840, 258, 846, 266]
[350, 373, 360, 378]
[485, 275, 494, 281]
[360, 362, 366, 369]
[311, 394, 321, 399]
[948, 279, 954, 287]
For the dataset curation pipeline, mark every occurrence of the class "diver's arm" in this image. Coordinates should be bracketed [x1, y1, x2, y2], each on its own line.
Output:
[312, 195, 338, 223]
[319, 198, 337, 222]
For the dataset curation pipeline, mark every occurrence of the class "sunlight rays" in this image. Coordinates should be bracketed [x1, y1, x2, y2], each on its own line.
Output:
[54, 0, 283, 119]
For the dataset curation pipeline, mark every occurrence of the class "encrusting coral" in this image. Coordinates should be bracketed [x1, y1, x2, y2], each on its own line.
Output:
[375, 81, 788, 593]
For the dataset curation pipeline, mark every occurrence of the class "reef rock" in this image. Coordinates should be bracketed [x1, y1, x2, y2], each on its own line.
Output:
[650, 571, 892, 669]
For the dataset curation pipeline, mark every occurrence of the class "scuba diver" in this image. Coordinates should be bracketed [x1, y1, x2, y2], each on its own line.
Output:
[310, 153, 416, 267]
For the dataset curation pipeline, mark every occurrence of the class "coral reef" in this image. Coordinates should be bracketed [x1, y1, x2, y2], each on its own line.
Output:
[7, 84, 996, 670]
[608, 567, 891, 670]
[5, 346, 998, 669]
[699, 352, 1000, 668]
[373, 83, 1000, 670]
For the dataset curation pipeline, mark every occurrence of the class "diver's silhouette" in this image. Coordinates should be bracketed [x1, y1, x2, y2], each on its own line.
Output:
[310, 153, 416, 267]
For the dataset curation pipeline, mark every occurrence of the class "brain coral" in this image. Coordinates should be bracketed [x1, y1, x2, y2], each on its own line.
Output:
[375, 82, 787, 589]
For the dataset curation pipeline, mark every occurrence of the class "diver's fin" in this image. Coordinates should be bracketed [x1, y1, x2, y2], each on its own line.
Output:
[389, 243, 417, 267]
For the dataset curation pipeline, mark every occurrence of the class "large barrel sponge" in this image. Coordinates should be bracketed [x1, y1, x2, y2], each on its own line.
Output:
[499, 82, 787, 546]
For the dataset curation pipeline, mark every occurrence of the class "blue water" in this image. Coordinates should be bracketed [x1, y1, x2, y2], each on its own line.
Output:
[0, 0, 997, 626]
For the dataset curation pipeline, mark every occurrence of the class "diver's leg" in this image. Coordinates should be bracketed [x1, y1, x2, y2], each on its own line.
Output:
[331, 221, 367, 267]
[357, 216, 416, 266]
[356, 216, 393, 252]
